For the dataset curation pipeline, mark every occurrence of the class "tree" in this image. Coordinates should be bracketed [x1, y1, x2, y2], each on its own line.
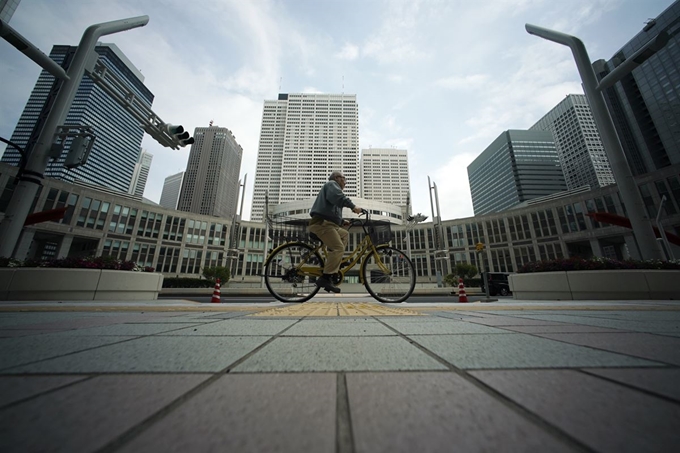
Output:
[444, 263, 478, 287]
[443, 273, 458, 287]
[454, 263, 478, 280]
[202, 266, 230, 283]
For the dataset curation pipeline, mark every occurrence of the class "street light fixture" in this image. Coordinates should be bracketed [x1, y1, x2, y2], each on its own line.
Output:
[525, 23, 665, 261]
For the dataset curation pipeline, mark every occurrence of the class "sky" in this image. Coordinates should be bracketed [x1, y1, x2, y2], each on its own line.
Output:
[0, 0, 676, 222]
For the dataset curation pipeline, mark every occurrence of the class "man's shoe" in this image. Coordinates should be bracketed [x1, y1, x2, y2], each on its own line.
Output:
[316, 275, 341, 293]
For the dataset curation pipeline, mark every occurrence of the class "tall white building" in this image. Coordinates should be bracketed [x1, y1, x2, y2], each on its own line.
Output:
[530, 94, 615, 190]
[0, 0, 21, 22]
[360, 148, 410, 210]
[159, 171, 184, 210]
[128, 149, 152, 197]
[178, 126, 243, 218]
[251, 93, 359, 221]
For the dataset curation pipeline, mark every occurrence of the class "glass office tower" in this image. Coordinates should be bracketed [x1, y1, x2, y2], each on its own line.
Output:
[1, 43, 153, 193]
[596, 1, 680, 176]
[468, 130, 567, 216]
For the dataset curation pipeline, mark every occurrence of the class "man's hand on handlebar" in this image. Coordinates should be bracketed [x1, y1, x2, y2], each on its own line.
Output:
[352, 206, 363, 214]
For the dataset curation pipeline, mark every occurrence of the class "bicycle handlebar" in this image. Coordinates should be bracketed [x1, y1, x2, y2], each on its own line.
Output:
[345, 209, 370, 228]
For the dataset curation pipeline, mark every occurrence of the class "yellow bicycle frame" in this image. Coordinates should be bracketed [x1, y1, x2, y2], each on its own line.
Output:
[265, 233, 391, 286]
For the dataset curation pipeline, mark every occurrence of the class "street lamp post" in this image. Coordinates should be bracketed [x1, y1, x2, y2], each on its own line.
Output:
[404, 213, 428, 260]
[525, 23, 665, 261]
[228, 174, 247, 281]
[261, 190, 270, 289]
[428, 176, 447, 285]
[0, 16, 149, 258]
[476, 242, 493, 302]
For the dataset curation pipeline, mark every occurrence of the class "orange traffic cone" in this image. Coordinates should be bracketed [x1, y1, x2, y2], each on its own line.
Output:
[211, 278, 221, 303]
[458, 278, 468, 303]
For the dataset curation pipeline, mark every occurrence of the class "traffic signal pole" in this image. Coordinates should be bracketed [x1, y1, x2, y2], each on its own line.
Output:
[0, 16, 148, 258]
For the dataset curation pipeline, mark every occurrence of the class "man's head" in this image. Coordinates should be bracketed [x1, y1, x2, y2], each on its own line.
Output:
[329, 171, 346, 189]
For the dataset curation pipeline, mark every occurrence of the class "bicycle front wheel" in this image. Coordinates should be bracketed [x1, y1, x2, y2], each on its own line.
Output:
[264, 242, 323, 303]
[361, 246, 416, 303]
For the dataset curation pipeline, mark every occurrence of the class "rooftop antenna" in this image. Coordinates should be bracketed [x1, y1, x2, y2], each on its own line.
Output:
[279, 77, 282, 91]
[342, 75, 344, 93]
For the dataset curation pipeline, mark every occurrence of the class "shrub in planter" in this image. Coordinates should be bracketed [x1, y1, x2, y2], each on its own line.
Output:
[517, 257, 680, 273]
[444, 274, 481, 288]
[465, 278, 482, 288]
[202, 266, 230, 284]
[0, 257, 21, 267]
[443, 274, 457, 287]
[0, 256, 155, 272]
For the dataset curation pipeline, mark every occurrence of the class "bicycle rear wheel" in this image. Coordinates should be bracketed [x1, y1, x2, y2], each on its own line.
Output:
[361, 245, 416, 303]
[264, 242, 323, 303]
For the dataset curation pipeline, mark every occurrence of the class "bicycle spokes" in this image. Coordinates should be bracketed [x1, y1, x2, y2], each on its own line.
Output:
[362, 246, 415, 303]
[264, 243, 323, 303]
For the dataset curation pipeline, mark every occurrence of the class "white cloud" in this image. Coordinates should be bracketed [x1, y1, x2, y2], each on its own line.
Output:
[301, 86, 324, 94]
[435, 74, 491, 90]
[336, 43, 359, 60]
[361, 0, 432, 64]
[430, 151, 478, 221]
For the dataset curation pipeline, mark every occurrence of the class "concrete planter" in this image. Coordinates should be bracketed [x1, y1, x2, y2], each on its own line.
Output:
[0, 268, 164, 301]
[509, 270, 680, 300]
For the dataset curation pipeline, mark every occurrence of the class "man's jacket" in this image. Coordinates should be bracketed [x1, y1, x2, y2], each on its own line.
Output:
[309, 180, 356, 226]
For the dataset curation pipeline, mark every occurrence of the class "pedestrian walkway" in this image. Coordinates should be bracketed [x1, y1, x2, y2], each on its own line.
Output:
[0, 298, 679, 452]
[252, 301, 423, 316]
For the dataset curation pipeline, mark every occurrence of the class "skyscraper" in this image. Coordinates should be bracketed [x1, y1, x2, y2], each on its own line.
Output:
[468, 130, 567, 216]
[159, 171, 184, 210]
[177, 126, 242, 218]
[596, 1, 680, 176]
[360, 148, 410, 209]
[1, 43, 153, 193]
[0, 0, 20, 23]
[251, 93, 359, 221]
[128, 149, 152, 197]
[530, 94, 615, 190]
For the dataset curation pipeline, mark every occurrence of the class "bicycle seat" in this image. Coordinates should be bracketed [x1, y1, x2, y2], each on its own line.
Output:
[309, 232, 321, 242]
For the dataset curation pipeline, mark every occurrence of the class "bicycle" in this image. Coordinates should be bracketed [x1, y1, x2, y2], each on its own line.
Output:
[263, 211, 416, 303]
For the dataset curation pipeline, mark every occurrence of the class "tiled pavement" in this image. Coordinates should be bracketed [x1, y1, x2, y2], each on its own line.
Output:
[1, 300, 679, 452]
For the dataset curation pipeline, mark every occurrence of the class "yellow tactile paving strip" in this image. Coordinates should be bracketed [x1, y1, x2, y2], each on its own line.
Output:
[251, 302, 423, 317]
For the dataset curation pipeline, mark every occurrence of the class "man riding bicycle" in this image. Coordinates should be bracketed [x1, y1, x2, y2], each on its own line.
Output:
[308, 171, 363, 293]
